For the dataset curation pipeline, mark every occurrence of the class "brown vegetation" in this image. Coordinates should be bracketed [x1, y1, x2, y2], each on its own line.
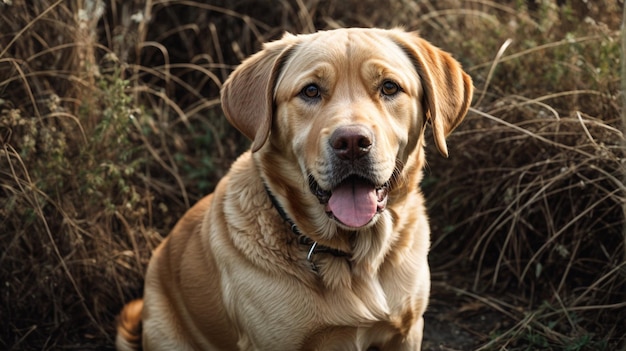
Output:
[1, 0, 624, 350]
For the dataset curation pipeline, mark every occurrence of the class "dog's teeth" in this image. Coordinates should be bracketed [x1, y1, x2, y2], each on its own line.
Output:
[317, 190, 331, 204]
[309, 175, 331, 204]
[376, 187, 389, 202]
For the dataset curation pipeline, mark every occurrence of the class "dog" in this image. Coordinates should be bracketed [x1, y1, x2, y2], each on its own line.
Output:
[116, 27, 472, 351]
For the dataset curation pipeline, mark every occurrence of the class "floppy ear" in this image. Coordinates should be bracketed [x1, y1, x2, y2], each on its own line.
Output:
[220, 35, 295, 152]
[395, 31, 473, 157]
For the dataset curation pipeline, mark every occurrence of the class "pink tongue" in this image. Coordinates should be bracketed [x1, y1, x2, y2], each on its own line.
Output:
[328, 178, 377, 228]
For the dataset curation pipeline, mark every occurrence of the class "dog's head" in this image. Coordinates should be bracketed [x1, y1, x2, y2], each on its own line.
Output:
[221, 28, 472, 231]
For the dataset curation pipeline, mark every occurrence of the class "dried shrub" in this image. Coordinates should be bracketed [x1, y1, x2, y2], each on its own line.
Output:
[421, 1, 625, 349]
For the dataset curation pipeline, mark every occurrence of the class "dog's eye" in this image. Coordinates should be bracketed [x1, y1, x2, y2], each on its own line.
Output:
[300, 84, 321, 99]
[381, 80, 400, 96]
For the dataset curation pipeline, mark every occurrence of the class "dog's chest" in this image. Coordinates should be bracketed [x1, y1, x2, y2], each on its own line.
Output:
[225, 266, 414, 350]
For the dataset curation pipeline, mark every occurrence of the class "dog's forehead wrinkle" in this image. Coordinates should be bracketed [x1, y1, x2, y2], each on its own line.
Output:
[289, 31, 402, 75]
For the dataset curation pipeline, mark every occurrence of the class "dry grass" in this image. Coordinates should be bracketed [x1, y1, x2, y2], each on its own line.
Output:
[0, 0, 624, 350]
[421, 2, 625, 349]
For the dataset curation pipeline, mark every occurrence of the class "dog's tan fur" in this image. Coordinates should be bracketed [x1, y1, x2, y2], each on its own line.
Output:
[116, 28, 472, 351]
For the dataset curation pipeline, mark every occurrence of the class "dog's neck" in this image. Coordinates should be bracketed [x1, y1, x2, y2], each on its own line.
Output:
[255, 149, 400, 291]
[264, 184, 350, 272]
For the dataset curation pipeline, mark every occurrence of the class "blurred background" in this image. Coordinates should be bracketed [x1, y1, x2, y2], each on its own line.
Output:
[1, 0, 624, 350]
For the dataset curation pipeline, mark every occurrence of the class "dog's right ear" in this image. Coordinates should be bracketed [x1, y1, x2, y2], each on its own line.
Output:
[220, 34, 296, 152]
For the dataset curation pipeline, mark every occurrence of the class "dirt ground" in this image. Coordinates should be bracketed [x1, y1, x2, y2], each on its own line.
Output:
[422, 280, 504, 351]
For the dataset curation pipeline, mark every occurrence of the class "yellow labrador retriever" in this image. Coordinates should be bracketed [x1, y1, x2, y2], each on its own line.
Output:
[116, 27, 472, 351]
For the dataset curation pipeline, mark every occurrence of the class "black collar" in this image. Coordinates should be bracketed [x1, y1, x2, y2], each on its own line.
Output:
[264, 185, 350, 271]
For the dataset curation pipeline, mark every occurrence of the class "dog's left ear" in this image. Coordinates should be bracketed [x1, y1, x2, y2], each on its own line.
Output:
[394, 31, 473, 157]
[221, 34, 296, 152]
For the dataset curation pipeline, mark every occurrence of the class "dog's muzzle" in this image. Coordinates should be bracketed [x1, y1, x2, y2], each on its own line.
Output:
[307, 124, 394, 228]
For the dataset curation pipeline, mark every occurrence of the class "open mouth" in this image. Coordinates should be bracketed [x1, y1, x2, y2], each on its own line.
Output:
[309, 175, 390, 228]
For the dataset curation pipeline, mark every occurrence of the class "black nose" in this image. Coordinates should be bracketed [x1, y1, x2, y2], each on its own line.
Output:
[330, 125, 373, 161]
